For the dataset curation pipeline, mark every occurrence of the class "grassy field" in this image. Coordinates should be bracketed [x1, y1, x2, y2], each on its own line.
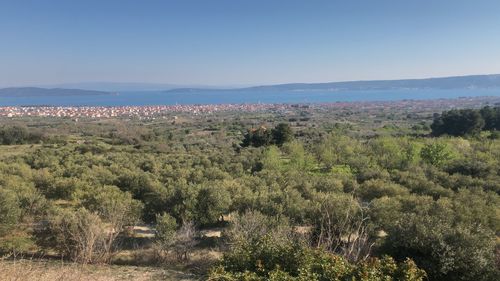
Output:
[0, 260, 198, 281]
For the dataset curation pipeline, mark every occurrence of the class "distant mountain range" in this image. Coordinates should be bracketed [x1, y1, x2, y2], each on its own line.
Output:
[40, 82, 183, 92]
[0, 87, 112, 97]
[2, 74, 500, 97]
[38, 82, 232, 92]
[166, 74, 500, 93]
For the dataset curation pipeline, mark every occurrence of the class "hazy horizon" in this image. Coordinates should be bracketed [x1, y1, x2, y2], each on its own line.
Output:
[3, 72, 500, 91]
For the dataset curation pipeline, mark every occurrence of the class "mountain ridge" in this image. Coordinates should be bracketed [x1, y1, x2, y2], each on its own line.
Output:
[2, 74, 500, 96]
[165, 74, 500, 93]
[0, 87, 113, 97]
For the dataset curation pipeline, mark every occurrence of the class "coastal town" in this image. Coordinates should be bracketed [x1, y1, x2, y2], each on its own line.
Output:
[0, 97, 499, 119]
[0, 103, 287, 119]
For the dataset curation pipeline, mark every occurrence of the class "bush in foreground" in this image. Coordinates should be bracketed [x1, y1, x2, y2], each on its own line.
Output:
[210, 211, 425, 281]
[208, 234, 425, 281]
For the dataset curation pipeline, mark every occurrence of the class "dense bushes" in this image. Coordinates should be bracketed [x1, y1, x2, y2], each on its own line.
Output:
[0, 189, 21, 235]
[211, 246, 426, 281]
[0, 112, 498, 279]
[0, 125, 44, 145]
[210, 212, 426, 281]
[377, 192, 499, 281]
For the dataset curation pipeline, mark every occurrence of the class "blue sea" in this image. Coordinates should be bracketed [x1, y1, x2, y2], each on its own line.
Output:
[1, 89, 500, 106]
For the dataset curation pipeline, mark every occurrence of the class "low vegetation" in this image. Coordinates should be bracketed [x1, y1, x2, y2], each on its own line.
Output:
[0, 101, 499, 280]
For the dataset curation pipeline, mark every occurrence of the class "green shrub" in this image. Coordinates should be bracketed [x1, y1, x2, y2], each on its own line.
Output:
[209, 235, 425, 281]
[0, 188, 21, 235]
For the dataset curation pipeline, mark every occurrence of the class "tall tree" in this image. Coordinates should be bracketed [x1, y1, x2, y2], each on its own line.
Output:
[272, 123, 294, 146]
[431, 109, 485, 136]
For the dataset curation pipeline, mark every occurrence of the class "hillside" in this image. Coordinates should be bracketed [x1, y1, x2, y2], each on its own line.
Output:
[166, 74, 500, 93]
[0, 87, 112, 97]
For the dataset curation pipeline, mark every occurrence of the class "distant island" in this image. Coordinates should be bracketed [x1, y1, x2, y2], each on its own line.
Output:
[165, 74, 500, 93]
[0, 87, 113, 97]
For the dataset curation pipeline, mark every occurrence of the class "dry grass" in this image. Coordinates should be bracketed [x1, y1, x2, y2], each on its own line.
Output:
[113, 247, 220, 276]
[0, 259, 198, 281]
[199, 228, 224, 238]
[0, 224, 225, 280]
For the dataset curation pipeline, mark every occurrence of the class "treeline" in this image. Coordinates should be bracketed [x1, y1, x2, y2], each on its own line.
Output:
[431, 106, 500, 136]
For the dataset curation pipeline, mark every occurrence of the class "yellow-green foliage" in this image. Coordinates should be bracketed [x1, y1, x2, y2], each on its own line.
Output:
[209, 235, 426, 281]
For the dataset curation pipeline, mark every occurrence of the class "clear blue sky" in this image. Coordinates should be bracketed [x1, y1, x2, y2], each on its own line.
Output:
[1, 0, 500, 87]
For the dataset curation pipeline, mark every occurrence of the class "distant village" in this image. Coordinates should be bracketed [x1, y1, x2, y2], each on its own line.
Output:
[0, 104, 290, 119]
[0, 97, 499, 119]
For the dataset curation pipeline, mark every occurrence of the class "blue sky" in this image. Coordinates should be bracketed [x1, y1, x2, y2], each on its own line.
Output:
[1, 0, 500, 87]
